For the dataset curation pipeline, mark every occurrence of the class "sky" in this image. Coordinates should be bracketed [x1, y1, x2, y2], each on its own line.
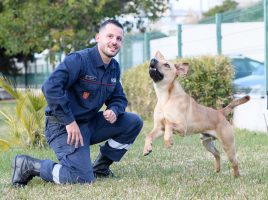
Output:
[169, 0, 224, 13]
[169, 0, 262, 12]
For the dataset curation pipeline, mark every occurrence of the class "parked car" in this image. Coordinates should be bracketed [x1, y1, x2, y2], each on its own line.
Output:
[230, 55, 265, 98]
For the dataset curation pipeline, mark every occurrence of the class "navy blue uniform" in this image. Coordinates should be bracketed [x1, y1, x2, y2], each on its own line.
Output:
[40, 45, 143, 184]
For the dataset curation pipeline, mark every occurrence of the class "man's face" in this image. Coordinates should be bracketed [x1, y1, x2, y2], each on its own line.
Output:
[96, 24, 123, 58]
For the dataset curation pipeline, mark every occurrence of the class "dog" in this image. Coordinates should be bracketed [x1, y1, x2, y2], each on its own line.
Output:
[143, 51, 250, 177]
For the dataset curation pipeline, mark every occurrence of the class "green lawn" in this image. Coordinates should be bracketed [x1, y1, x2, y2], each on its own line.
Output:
[0, 116, 268, 199]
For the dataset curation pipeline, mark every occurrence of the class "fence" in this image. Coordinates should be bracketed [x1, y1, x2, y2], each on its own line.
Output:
[1, 52, 61, 88]
[119, 0, 265, 63]
[4, 73, 49, 88]
[199, 1, 263, 24]
[117, 31, 166, 73]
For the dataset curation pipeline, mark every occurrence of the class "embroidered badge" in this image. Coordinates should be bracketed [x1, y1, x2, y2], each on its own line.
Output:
[111, 78, 116, 83]
[85, 75, 97, 81]
[82, 91, 90, 99]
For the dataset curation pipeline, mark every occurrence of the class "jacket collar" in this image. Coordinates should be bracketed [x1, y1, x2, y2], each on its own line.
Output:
[92, 45, 116, 70]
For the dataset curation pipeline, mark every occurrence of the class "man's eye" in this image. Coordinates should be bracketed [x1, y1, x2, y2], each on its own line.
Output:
[164, 63, 170, 68]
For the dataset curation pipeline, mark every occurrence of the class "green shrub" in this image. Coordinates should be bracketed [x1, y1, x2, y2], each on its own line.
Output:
[122, 55, 234, 119]
[122, 61, 156, 119]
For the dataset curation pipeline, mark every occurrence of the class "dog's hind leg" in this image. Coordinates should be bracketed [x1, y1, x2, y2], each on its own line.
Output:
[200, 133, 221, 173]
[143, 123, 164, 156]
[217, 124, 240, 177]
[164, 122, 174, 148]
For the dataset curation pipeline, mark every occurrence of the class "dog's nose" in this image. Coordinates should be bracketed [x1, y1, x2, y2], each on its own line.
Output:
[150, 58, 158, 68]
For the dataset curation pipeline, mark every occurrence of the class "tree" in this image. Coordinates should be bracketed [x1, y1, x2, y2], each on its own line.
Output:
[0, 48, 34, 86]
[0, 48, 22, 75]
[0, 0, 169, 57]
[202, 0, 238, 18]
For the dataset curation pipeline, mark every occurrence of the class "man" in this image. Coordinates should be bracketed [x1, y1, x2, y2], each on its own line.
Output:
[12, 19, 143, 185]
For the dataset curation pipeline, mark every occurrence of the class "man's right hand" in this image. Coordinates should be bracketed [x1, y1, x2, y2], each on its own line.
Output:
[66, 121, 84, 148]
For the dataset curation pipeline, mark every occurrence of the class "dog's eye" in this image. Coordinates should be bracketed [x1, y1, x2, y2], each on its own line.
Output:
[164, 63, 170, 68]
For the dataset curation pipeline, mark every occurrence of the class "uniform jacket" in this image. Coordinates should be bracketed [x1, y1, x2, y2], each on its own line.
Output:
[42, 45, 128, 125]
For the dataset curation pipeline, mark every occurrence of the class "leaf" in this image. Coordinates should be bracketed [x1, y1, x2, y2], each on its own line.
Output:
[0, 78, 46, 148]
[26, 89, 46, 112]
[0, 139, 10, 151]
[0, 76, 20, 99]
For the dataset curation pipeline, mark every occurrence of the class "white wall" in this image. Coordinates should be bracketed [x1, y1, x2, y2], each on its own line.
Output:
[233, 98, 268, 133]
[150, 22, 264, 61]
[222, 22, 264, 61]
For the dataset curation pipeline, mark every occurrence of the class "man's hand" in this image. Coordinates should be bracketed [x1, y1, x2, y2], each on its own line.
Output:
[103, 109, 117, 124]
[66, 121, 84, 148]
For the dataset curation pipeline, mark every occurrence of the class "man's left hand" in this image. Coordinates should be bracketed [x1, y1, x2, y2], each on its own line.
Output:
[103, 109, 117, 124]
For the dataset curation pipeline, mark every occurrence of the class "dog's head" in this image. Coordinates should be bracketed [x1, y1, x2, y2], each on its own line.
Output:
[149, 51, 189, 84]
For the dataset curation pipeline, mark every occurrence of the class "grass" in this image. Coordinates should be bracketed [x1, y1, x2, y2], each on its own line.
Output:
[0, 101, 268, 199]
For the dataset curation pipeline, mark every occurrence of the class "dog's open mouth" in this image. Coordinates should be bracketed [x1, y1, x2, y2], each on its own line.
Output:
[149, 67, 164, 82]
[149, 59, 164, 82]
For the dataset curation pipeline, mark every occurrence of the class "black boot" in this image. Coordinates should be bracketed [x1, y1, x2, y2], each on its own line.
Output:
[92, 153, 114, 178]
[12, 155, 42, 186]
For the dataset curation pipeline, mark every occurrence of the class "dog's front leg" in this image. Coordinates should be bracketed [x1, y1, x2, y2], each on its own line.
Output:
[164, 122, 173, 148]
[143, 125, 163, 156]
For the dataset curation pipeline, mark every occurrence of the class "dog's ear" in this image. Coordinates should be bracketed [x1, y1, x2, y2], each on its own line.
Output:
[175, 62, 189, 77]
[155, 51, 165, 60]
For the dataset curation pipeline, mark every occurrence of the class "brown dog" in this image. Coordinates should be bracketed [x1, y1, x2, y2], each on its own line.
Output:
[143, 51, 250, 177]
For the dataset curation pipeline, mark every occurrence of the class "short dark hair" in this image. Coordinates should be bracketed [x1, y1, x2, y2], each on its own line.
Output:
[99, 19, 123, 32]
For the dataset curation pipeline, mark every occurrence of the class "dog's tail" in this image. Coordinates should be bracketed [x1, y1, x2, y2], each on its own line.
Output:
[220, 95, 250, 117]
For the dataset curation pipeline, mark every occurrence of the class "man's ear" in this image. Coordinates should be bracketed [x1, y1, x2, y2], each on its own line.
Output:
[175, 62, 189, 77]
[155, 51, 165, 60]
[95, 33, 100, 42]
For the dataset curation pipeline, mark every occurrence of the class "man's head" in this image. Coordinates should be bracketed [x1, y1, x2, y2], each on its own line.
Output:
[96, 19, 124, 64]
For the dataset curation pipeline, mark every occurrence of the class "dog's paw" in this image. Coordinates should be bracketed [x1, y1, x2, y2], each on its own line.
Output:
[164, 140, 173, 148]
[143, 145, 152, 156]
[143, 150, 152, 156]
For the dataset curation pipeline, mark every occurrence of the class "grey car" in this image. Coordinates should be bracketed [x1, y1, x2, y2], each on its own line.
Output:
[231, 56, 265, 98]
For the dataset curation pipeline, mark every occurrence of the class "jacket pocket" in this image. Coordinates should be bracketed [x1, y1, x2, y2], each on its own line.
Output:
[79, 79, 99, 100]
[49, 130, 76, 161]
[45, 120, 65, 144]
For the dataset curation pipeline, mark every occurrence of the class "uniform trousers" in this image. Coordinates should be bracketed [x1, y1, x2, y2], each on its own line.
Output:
[40, 111, 143, 184]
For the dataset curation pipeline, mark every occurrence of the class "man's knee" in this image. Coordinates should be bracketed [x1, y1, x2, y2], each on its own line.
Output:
[135, 114, 143, 130]
[123, 112, 143, 141]
[125, 112, 143, 130]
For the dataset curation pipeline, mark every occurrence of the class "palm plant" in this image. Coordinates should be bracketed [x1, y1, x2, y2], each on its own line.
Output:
[0, 138, 10, 151]
[0, 76, 47, 149]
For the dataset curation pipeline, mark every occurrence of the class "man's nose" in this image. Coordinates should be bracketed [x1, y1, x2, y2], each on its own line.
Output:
[111, 37, 118, 44]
